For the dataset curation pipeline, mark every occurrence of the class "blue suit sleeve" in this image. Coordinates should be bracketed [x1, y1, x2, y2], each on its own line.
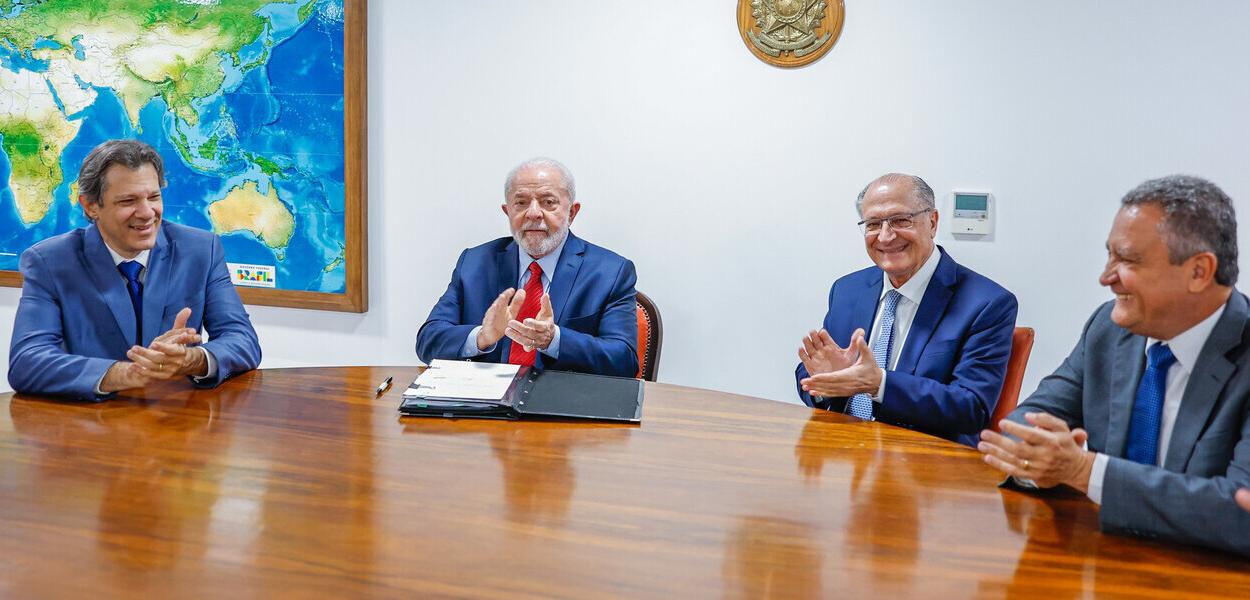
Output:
[416, 250, 480, 363]
[880, 292, 1018, 438]
[544, 259, 638, 378]
[195, 235, 261, 387]
[795, 363, 839, 411]
[8, 247, 114, 401]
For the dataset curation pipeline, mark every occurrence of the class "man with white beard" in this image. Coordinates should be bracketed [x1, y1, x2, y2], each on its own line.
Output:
[416, 158, 639, 377]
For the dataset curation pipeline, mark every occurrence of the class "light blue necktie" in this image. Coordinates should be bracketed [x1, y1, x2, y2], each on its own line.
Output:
[1125, 342, 1177, 465]
[847, 289, 902, 420]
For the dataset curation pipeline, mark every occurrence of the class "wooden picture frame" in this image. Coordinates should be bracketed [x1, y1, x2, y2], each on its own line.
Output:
[0, 0, 368, 313]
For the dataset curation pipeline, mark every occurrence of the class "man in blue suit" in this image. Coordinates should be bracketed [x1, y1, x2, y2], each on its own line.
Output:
[416, 158, 638, 377]
[8, 139, 261, 401]
[796, 173, 1017, 447]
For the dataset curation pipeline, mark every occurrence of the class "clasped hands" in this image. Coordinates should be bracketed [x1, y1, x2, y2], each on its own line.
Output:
[797, 328, 883, 397]
[101, 308, 208, 392]
[476, 288, 555, 352]
[977, 412, 1096, 492]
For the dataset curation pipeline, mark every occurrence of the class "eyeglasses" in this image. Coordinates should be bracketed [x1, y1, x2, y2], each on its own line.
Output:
[857, 209, 932, 236]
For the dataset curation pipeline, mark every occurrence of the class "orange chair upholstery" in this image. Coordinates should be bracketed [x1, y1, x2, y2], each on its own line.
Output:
[635, 291, 663, 381]
[990, 327, 1035, 432]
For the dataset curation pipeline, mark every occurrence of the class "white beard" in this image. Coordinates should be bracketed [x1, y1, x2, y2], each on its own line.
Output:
[514, 221, 570, 258]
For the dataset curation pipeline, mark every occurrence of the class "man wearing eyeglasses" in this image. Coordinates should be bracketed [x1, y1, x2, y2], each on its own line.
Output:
[795, 173, 1018, 447]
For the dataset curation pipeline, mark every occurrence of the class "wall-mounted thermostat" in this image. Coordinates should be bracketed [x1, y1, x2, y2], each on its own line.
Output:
[950, 191, 993, 235]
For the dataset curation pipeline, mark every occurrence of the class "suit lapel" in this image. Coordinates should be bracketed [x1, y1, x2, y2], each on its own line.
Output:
[895, 249, 955, 373]
[495, 241, 519, 294]
[547, 233, 586, 324]
[140, 227, 174, 345]
[1105, 329, 1146, 456]
[83, 225, 138, 347]
[1165, 292, 1246, 470]
[849, 272, 882, 342]
[495, 242, 520, 362]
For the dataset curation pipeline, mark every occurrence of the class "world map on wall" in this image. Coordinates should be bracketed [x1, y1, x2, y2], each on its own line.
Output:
[0, 0, 347, 293]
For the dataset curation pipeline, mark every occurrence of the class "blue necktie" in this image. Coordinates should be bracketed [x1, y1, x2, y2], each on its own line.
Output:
[847, 289, 902, 420]
[117, 260, 143, 342]
[1125, 342, 1177, 465]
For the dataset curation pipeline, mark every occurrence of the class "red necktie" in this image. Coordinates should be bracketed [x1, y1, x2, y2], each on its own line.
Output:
[508, 261, 545, 366]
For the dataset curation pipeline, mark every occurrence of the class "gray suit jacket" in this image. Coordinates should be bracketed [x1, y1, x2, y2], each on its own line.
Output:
[1011, 292, 1250, 557]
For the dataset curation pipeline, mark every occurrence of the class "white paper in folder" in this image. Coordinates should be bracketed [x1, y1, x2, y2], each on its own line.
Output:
[403, 360, 521, 401]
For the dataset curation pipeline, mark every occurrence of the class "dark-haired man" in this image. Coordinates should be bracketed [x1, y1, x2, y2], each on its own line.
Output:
[9, 139, 261, 400]
[978, 175, 1250, 557]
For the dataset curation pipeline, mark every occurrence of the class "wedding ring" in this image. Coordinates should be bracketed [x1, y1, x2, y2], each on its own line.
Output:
[157, 363, 164, 372]
[1021, 459, 1030, 470]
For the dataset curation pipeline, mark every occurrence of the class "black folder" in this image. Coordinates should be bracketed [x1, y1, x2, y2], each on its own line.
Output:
[398, 368, 644, 422]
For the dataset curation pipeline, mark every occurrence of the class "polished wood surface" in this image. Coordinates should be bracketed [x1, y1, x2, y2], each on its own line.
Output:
[1, 367, 1246, 598]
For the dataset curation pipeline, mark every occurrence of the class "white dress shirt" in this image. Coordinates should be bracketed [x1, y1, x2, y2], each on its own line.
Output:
[867, 247, 943, 401]
[1086, 303, 1226, 504]
[463, 236, 567, 358]
[95, 244, 217, 395]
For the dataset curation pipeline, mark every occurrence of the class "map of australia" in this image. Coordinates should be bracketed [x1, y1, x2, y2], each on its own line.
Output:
[0, 0, 347, 294]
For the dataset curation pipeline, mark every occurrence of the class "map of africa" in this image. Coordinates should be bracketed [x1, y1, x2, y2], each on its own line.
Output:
[0, 0, 348, 294]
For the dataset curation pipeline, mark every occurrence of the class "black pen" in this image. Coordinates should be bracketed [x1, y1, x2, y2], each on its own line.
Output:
[375, 376, 393, 397]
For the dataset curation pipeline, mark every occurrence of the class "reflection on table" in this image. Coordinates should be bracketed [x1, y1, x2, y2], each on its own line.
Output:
[0, 367, 1245, 598]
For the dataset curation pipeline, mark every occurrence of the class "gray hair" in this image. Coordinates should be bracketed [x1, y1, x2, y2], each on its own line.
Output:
[1121, 174, 1238, 286]
[855, 173, 935, 216]
[78, 139, 166, 209]
[504, 157, 576, 201]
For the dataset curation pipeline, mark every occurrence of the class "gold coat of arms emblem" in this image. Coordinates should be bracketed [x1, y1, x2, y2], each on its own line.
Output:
[737, 0, 845, 68]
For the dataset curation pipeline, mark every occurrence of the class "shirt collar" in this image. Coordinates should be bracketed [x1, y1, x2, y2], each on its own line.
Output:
[1148, 303, 1227, 371]
[104, 244, 149, 269]
[881, 245, 941, 304]
[518, 235, 567, 282]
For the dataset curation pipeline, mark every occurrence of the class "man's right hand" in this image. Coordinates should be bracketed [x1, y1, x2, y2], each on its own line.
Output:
[798, 328, 864, 376]
[99, 361, 156, 393]
[476, 288, 526, 351]
[1237, 489, 1250, 514]
[125, 308, 205, 379]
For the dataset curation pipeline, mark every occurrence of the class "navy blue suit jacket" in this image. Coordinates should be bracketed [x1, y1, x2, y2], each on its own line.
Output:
[9, 223, 262, 400]
[415, 233, 638, 377]
[795, 247, 1018, 446]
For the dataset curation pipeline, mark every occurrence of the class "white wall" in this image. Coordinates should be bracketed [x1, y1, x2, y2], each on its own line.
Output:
[3, 0, 1250, 405]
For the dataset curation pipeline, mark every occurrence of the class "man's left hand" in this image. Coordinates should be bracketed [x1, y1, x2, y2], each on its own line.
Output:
[978, 411, 1095, 491]
[506, 294, 556, 352]
[125, 307, 208, 379]
[798, 335, 882, 397]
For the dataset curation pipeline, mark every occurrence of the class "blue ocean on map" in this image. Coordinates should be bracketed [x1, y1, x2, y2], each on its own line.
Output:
[0, 0, 348, 295]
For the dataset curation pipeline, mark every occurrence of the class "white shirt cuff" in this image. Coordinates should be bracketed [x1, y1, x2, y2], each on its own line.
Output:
[191, 346, 218, 382]
[94, 371, 109, 396]
[1011, 476, 1039, 489]
[1086, 452, 1109, 505]
[872, 368, 886, 402]
[463, 326, 496, 357]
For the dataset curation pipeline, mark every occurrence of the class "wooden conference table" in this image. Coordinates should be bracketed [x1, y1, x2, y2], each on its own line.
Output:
[1, 367, 1247, 598]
